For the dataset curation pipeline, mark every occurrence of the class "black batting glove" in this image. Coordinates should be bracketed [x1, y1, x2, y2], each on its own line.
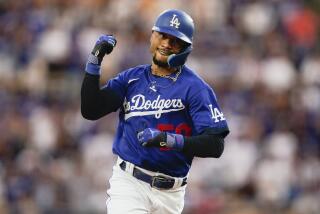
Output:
[85, 35, 117, 75]
[137, 128, 185, 151]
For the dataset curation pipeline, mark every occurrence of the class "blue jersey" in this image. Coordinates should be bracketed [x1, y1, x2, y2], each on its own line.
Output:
[103, 64, 229, 177]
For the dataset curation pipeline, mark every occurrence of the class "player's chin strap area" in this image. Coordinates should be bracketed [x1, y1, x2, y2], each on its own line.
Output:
[167, 45, 192, 67]
[117, 157, 187, 190]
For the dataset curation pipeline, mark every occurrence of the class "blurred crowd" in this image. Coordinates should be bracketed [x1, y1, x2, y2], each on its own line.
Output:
[0, 0, 320, 213]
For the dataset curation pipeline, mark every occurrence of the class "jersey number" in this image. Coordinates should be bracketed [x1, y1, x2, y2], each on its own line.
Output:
[209, 104, 226, 123]
[157, 123, 192, 151]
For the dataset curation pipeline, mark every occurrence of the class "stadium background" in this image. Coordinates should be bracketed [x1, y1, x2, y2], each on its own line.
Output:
[0, 0, 319, 213]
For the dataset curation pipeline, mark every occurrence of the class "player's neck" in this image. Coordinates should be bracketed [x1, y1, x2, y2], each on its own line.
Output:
[151, 63, 177, 76]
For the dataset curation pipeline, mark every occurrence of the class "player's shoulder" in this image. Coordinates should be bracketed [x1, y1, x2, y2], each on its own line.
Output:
[123, 64, 149, 74]
[118, 64, 150, 80]
[182, 66, 218, 99]
[182, 65, 211, 89]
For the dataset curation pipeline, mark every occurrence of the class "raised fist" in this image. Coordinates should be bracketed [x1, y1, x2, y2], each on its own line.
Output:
[89, 35, 117, 65]
[85, 35, 117, 75]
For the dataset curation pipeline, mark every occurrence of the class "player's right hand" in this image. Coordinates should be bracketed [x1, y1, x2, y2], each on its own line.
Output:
[85, 35, 117, 75]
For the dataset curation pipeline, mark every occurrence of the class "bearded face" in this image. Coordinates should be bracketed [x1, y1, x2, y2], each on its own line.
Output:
[150, 31, 186, 68]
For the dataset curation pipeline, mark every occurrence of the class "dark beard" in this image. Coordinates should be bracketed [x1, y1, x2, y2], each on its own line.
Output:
[153, 55, 169, 68]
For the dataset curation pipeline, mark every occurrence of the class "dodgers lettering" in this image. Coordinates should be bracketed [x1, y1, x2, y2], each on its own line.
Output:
[124, 94, 185, 119]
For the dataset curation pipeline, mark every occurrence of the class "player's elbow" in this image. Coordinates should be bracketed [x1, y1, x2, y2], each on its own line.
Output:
[204, 135, 225, 158]
[81, 111, 98, 121]
[205, 137, 225, 158]
[194, 143, 224, 158]
[211, 142, 224, 158]
[81, 106, 101, 121]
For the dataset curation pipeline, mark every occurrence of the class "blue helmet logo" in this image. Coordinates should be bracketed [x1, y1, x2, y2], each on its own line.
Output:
[152, 9, 195, 67]
[152, 9, 194, 45]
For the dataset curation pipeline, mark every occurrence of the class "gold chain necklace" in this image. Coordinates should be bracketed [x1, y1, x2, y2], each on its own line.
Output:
[153, 67, 182, 82]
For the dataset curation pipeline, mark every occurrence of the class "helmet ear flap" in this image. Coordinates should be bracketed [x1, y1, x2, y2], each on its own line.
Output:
[167, 45, 192, 68]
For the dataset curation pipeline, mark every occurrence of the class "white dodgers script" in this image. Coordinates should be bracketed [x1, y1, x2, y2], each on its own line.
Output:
[123, 94, 185, 120]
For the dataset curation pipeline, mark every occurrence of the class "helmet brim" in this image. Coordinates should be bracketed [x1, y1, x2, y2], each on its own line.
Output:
[152, 26, 192, 44]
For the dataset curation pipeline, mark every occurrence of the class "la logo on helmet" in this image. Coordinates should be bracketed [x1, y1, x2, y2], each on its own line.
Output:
[170, 14, 180, 28]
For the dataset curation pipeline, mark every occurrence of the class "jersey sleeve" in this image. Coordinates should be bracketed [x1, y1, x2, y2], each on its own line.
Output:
[188, 87, 229, 136]
[101, 70, 128, 101]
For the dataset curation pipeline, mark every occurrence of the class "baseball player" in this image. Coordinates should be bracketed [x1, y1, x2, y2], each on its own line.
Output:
[81, 9, 229, 214]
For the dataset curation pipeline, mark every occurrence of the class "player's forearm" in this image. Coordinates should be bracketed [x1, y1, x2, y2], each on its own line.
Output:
[81, 73, 121, 120]
[182, 134, 224, 158]
[138, 128, 226, 158]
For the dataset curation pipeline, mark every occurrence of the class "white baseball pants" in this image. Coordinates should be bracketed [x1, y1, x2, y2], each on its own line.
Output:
[106, 158, 186, 214]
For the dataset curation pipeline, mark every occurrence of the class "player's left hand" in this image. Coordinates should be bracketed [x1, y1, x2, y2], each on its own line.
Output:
[137, 128, 184, 151]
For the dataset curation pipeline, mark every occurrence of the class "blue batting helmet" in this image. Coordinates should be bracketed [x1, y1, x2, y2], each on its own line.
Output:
[152, 9, 195, 67]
